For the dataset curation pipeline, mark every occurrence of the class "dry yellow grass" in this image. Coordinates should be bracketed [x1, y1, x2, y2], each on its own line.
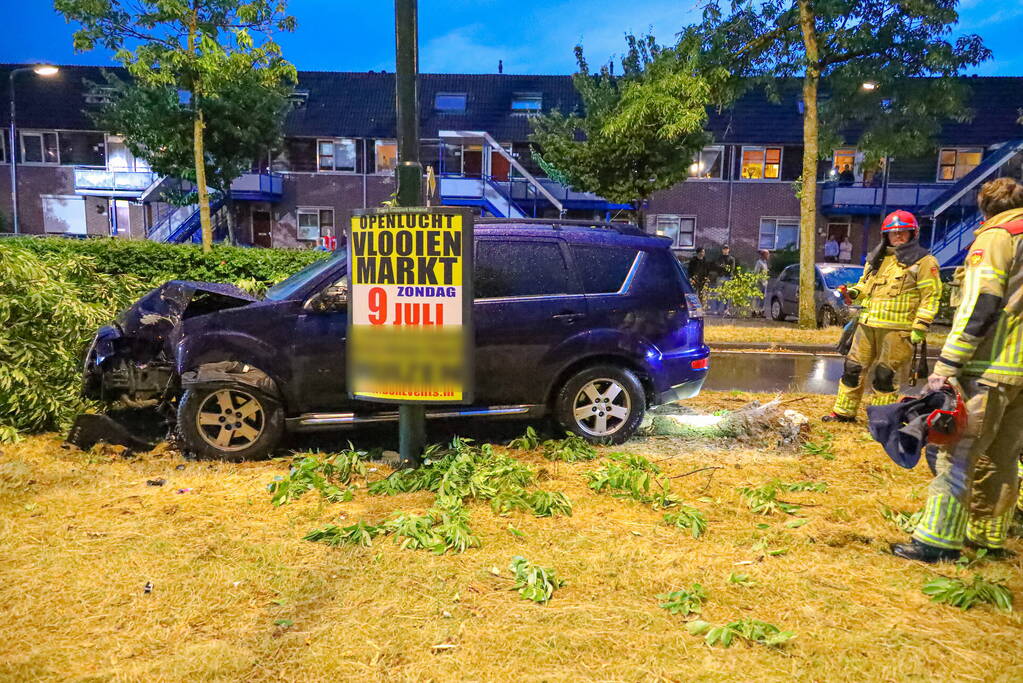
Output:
[705, 322, 948, 349]
[1, 391, 1021, 682]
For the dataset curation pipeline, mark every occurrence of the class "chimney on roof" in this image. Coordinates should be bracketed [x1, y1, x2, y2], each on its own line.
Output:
[498, 59, 503, 74]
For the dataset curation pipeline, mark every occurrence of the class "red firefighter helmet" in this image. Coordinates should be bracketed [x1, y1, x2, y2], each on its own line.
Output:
[881, 210, 919, 233]
[926, 384, 968, 446]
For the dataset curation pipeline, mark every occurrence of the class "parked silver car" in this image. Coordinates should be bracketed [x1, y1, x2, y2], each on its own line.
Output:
[764, 262, 863, 327]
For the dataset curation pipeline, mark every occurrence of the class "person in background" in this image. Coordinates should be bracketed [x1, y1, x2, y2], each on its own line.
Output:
[838, 164, 855, 185]
[711, 245, 737, 316]
[823, 210, 941, 423]
[687, 248, 710, 303]
[752, 249, 771, 317]
[892, 178, 1023, 563]
[824, 234, 840, 261]
[839, 235, 853, 263]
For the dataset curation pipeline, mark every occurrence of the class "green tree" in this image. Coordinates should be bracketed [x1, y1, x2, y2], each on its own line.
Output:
[89, 71, 290, 243]
[529, 35, 715, 212]
[55, 0, 296, 252]
[682, 0, 989, 327]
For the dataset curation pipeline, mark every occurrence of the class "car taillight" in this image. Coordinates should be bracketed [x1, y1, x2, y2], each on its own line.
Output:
[691, 358, 708, 370]
[685, 293, 704, 318]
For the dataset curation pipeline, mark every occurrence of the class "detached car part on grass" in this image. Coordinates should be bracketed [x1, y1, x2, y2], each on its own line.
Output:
[78, 222, 710, 461]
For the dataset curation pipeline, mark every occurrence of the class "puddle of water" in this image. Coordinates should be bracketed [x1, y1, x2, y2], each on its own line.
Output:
[704, 352, 844, 394]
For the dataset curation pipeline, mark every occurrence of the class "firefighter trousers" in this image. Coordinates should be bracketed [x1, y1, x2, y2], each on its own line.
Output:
[832, 325, 914, 417]
[913, 379, 1023, 550]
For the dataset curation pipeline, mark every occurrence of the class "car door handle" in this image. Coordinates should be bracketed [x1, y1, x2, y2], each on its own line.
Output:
[552, 311, 585, 324]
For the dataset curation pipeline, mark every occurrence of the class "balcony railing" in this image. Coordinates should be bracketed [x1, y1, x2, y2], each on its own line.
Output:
[230, 172, 284, 200]
[819, 181, 947, 215]
[74, 167, 159, 196]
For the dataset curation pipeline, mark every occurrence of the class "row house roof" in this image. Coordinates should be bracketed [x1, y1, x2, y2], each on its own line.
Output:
[1, 64, 1020, 147]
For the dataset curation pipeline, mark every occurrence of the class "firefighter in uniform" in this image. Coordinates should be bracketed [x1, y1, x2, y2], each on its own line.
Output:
[893, 178, 1023, 562]
[823, 210, 942, 422]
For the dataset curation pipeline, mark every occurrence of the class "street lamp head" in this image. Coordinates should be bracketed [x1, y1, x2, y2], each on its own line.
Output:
[33, 65, 59, 77]
[861, 81, 878, 91]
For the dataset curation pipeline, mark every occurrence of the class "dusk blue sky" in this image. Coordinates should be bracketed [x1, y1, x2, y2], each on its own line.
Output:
[3, 1, 1021, 76]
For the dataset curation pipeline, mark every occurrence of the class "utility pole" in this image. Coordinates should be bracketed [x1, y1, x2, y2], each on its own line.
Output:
[394, 0, 426, 467]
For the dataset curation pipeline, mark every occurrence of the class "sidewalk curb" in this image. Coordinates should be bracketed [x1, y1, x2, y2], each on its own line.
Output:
[709, 341, 941, 359]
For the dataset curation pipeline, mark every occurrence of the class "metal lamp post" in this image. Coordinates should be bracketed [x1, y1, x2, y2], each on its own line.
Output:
[8, 64, 59, 234]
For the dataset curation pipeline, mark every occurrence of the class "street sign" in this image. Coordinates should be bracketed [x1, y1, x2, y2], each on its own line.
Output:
[347, 206, 473, 404]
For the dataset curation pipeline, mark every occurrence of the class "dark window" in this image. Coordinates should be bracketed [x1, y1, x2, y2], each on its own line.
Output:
[59, 131, 105, 166]
[475, 240, 570, 298]
[571, 245, 638, 294]
[435, 92, 467, 112]
[781, 265, 799, 282]
[280, 138, 317, 173]
[640, 249, 684, 291]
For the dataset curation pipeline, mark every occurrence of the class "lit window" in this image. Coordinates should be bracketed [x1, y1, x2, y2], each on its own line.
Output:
[938, 148, 983, 181]
[375, 140, 398, 174]
[21, 131, 59, 164]
[759, 217, 800, 250]
[435, 92, 467, 112]
[654, 215, 697, 249]
[297, 208, 334, 241]
[688, 147, 723, 180]
[317, 138, 357, 172]
[741, 146, 782, 180]
[832, 148, 856, 180]
[511, 92, 543, 113]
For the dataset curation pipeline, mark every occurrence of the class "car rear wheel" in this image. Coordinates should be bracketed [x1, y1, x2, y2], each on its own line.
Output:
[177, 385, 283, 461]
[554, 364, 646, 445]
[770, 298, 786, 321]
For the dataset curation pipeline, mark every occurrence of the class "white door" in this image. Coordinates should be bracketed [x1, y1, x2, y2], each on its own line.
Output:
[41, 195, 87, 235]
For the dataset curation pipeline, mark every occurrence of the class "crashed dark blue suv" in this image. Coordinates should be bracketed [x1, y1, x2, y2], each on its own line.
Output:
[83, 220, 710, 460]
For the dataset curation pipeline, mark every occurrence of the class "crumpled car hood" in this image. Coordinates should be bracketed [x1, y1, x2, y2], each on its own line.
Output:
[100, 281, 258, 363]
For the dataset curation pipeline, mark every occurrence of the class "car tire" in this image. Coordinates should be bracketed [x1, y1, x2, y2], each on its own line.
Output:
[817, 305, 837, 328]
[554, 364, 646, 445]
[770, 298, 786, 321]
[176, 384, 284, 462]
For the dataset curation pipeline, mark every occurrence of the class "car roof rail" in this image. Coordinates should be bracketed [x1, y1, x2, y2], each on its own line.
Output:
[476, 217, 646, 236]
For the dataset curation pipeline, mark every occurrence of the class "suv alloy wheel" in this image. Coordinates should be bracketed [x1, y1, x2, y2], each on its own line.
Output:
[770, 298, 786, 321]
[554, 364, 646, 444]
[177, 385, 284, 461]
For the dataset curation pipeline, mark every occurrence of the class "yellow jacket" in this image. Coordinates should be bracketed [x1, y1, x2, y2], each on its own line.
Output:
[854, 246, 942, 332]
[935, 207, 1023, 386]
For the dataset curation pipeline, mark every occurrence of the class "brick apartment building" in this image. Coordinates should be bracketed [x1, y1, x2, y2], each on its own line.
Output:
[1, 64, 1021, 268]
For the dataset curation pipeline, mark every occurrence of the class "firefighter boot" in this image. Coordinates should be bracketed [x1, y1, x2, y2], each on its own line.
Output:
[891, 539, 961, 564]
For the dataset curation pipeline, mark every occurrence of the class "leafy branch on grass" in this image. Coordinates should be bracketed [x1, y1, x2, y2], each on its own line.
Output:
[686, 618, 796, 648]
[879, 505, 923, 534]
[509, 556, 565, 604]
[508, 426, 542, 451]
[304, 520, 383, 547]
[802, 430, 835, 460]
[491, 489, 573, 517]
[268, 445, 375, 506]
[737, 479, 827, 516]
[542, 433, 598, 462]
[922, 574, 1013, 612]
[727, 572, 755, 587]
[657, 583, 706, 616]
[663, 506, 708, 538]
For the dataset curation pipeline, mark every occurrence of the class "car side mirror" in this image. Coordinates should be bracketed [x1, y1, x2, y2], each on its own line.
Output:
[307, 285, 347, 313]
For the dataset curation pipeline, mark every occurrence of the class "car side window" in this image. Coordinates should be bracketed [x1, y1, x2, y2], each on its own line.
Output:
[782, 266, 798, 282]
[475, 240, 570, 299]
[570, 245, 638, 294]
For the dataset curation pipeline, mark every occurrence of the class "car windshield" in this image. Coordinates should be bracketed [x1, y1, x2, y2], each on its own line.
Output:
[819, 265, 863, 289]
[264, 251, 346, 301]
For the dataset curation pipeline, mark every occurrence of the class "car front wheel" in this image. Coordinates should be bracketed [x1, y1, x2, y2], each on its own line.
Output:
[554, 364, 646, 445]
[771, 298, 786, 321]
[176, 385, 284, 461]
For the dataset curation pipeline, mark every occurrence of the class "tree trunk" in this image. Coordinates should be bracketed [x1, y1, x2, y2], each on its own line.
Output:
[797, 0, 820, 329]
[225, 196, 237, 245]
[193, 107, 213, 252]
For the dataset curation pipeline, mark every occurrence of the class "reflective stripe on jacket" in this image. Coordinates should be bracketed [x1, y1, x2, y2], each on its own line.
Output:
[935, 208, 1023, 385]
[856, 251, 942, 331]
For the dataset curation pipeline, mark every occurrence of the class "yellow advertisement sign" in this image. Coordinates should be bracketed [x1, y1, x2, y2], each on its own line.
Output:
[347, 208, 473, 404]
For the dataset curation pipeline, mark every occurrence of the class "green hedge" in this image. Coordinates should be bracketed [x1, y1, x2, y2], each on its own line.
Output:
[6, 237, 326, 295]
[0, 238, 328, 440]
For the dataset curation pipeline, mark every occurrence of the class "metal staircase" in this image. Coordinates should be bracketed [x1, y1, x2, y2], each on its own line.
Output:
[147, 196, 227, 243]
[925, 140, 1023, 266]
